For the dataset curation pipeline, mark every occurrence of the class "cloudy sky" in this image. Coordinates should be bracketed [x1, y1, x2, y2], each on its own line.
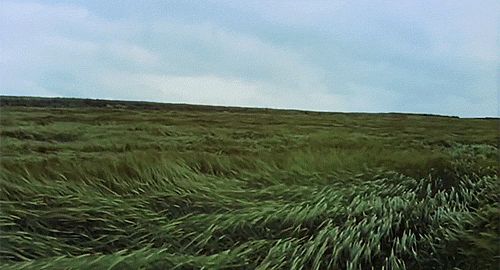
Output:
[1, 0, 498, 116]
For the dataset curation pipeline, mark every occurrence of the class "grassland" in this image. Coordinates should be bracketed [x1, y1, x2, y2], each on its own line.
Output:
[0, 96, 498, 269]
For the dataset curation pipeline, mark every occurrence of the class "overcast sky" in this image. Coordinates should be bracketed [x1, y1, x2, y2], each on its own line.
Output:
[1, 0, 498, 117]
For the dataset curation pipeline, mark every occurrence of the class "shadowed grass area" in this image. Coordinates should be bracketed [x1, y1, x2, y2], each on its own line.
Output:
[0, 96, 499, 269]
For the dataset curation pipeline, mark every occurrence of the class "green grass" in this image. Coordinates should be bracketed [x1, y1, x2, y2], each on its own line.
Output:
[0, 96, 499, 269]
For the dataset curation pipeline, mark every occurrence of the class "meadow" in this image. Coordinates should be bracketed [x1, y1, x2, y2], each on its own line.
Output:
[0, 96, 498, 269]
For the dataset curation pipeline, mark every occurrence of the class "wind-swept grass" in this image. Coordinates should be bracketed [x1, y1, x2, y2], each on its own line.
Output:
[0, 96, 498, 269]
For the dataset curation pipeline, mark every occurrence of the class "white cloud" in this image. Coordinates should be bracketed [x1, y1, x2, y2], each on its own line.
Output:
[0, 0, 497, 116]
[97, 72, 263, 106]
[217, 0, 347, 26]
[1, 1, 339, 111]
[0, 1, 89, 22]
[96, 71, 351, 111]
[1, 78, 60, 98]
[106, 43, 160, 66]
[148, 20, 327, 91]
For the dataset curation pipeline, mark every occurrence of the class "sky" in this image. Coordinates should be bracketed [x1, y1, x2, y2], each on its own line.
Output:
[1, 0, 498, 117]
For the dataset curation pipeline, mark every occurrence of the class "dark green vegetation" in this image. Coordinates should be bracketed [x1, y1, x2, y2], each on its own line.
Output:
[1, 96, 499, 269]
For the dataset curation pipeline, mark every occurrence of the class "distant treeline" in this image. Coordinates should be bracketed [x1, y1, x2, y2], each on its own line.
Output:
[0, 95, 470, 119]
[0, 95, 269, 113]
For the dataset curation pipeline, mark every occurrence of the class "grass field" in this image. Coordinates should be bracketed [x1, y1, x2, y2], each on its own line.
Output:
[0, 96, 498, 269]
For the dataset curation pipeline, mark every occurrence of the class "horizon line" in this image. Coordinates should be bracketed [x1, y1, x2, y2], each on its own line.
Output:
[1, 95, 498, 120]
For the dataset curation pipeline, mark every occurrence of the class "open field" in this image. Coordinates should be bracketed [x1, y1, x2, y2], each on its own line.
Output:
[0, 96, 498, 269]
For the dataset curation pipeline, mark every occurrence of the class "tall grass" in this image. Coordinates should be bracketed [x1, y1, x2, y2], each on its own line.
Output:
[0, 144, 498, 269]
[0, 98, 498, 269]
